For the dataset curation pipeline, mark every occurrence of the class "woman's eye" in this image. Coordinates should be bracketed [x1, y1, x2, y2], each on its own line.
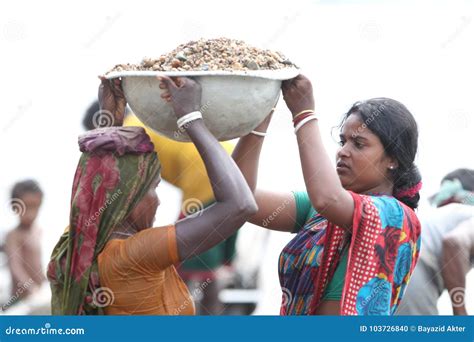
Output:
[354, 141, 364, 149]
[338, 140, 345, 146]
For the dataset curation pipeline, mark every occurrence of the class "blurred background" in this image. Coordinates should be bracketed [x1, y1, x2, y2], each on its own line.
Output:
[0, 0, 473, 315]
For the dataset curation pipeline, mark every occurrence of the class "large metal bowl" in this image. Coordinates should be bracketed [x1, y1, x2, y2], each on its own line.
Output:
[106, 69, 299, 141]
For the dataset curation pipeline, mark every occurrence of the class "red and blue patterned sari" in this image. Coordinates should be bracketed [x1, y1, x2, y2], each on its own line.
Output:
[279, 191, 421, 315]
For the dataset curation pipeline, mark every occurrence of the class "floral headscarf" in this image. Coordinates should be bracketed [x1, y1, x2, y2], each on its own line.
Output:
[47, 127, 161, 315]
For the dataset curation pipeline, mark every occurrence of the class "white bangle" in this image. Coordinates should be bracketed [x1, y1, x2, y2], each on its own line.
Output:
[250, 130, 267, 137]
[177, 111, 202, 127]
[294, 115, 318, 134]
[177, 111, 202, 129]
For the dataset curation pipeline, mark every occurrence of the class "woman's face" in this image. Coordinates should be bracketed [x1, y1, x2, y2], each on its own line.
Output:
[336, 114, 397, 194]
[127, 176, 161, 230]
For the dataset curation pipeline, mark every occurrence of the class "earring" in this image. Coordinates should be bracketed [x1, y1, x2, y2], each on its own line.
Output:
[389, 165, 394, 170]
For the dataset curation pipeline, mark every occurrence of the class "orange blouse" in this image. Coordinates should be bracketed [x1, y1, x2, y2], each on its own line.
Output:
[98, 225, 195, 315]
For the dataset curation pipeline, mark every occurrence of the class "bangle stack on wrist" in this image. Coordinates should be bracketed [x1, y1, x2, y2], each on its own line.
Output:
[292, 109, 314, 122]
[292, 109, 318, 134]
[177, 111, 203, 130]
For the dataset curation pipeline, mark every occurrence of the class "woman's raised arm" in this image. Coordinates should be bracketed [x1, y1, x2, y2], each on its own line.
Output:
[158, 76, 258, 260]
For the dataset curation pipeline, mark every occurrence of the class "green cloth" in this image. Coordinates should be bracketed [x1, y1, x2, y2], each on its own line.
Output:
[322, 247, 348, 300]
[292, 190, 348, 301]
[292, 191, 315, 233]
[181, 233, 238, 270]
[430, 179, 474, 207]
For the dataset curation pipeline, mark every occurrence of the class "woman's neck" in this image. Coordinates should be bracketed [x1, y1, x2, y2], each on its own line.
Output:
[362, 182, 394, 197]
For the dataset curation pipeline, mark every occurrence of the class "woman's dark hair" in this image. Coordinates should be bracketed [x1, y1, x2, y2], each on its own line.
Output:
[82, 101, 100, 131]
[340, 97, 421, 209]
[83, 100, 132, 131]
[442, 168, 474, 191]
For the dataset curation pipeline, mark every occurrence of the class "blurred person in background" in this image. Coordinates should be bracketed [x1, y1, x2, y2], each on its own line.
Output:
[3, 180, 46, 310]
[397, 169, 474, 315]
[47, 76, 256, 315]
[233, 74, 422, 315]
[83, 99, 238, 315]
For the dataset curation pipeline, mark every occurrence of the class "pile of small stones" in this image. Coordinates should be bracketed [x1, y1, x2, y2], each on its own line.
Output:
[108, 38, 296, 73]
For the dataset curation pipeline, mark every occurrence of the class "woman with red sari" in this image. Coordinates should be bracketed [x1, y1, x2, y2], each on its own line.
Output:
[47, 76, 257, 315]
[233, 75, 422, 315]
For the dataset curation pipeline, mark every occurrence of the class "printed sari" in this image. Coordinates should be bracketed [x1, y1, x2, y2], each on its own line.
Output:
[279, 191, 421, 315]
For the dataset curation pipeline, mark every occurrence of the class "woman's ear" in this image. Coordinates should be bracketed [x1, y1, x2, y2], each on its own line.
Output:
[386, 157, 399, 170]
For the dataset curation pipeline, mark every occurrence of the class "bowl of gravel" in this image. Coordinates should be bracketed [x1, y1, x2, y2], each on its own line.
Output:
[105, 38, 299, 142]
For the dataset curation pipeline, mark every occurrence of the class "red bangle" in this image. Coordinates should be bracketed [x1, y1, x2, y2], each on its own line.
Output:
[293, 112, 315, 127]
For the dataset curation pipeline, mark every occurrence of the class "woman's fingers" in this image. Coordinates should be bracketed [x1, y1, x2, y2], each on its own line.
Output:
[99, 78, 109, 91]
[160, 92, 170, 98]
[157, 76, 198, 105]
[109, 80, 126, 104]
[161, 93, 172, 102]
[173, 77, 184, 87]
[110, 79, 122, 92]
[98, 75, 116, 89]
[98, 77, 111, 102]
[158, 75, 194, 90]
[157, 75, 178, 90]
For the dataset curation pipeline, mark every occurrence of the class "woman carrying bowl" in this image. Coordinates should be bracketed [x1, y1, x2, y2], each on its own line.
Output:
[47, 76, 257, 315]
[233, 75, 422, 315]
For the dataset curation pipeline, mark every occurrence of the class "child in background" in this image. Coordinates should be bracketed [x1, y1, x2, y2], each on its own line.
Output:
[4, 180, 45, 307]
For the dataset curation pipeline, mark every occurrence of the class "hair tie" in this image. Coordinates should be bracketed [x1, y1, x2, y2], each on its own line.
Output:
[395, 181, 422, 198]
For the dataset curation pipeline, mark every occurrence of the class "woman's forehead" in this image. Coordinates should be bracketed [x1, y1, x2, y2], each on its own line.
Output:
[340, 114, 375, 139]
